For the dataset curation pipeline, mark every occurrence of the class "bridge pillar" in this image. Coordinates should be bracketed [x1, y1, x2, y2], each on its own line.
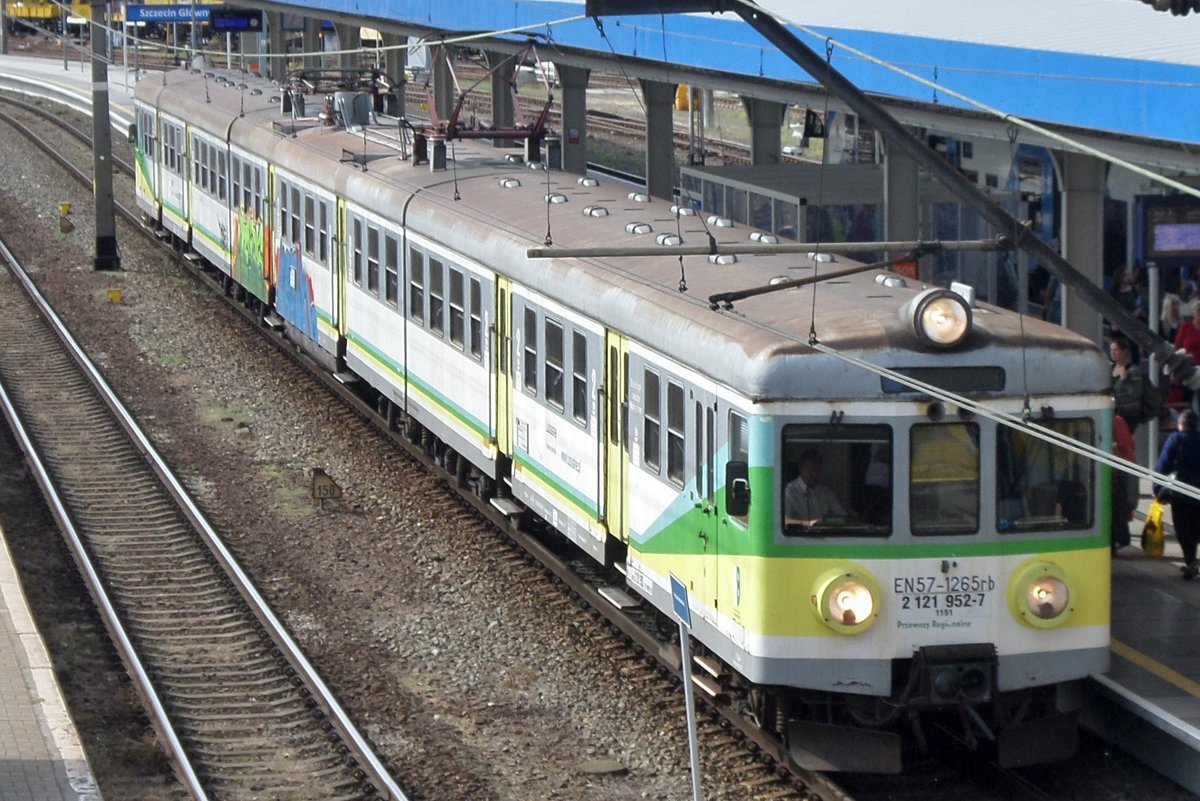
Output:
[302, 17, 321, 71]
[883, 139, 920, 260]
[1059, 151, 1106, 346]
[639, 78, 676, 200]
[741, 96, 786, 166]
[334, 22, 359, 71]
[485, 50, 515, 145]
[557, 63, 590, 174]
[238, 30, 261, 75]
[266, 10, 286, 82]
[432, 45, 455, 124]
[382, 33, 407, 117]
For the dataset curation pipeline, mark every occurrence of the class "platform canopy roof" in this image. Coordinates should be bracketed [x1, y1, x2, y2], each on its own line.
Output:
[279, 0, 1200, 145]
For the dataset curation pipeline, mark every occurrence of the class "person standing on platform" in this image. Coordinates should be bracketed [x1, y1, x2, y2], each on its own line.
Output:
[1176, 303, 1200, 410]
[1110, 333, 1149, 432]
[1161, 293, 1183, 343]
[1155, 409, 1200, 579]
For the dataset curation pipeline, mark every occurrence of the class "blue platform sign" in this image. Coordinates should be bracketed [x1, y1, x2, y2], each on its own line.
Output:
[670, 574, 691, 629]
[126, 5, 215, 23]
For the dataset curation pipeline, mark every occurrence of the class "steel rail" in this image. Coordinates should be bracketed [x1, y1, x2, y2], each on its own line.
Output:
[0, 234, 211, 801]
[0, 99, 410, 801]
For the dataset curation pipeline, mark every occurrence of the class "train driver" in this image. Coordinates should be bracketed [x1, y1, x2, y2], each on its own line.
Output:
[784, 450, 847, 525]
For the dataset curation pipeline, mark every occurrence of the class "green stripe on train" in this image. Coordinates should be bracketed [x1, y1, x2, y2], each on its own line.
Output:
[346, 329, 488, 440]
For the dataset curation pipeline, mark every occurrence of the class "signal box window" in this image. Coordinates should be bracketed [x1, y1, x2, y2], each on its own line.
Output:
[997, 418, 1094, 532]
[910, 423, 980, 535]
[781, 423, 891, 537]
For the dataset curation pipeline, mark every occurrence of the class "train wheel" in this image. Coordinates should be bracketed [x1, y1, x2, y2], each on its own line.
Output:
[403, 416, 422, 445]
[845, 693, 902, 727]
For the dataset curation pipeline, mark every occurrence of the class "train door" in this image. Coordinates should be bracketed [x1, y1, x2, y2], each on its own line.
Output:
[693, 389, 720, 614]
[334, 198, 346, 340]
[603, 331, 629, 542]
[493, 276, 513, 456]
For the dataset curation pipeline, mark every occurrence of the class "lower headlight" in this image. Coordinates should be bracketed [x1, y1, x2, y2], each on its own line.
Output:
[812, 567, 881, 634]
[1010, 561, 1074, 628]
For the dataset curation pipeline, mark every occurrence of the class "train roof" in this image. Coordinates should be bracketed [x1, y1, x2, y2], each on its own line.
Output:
[136, 68, 1113, 403]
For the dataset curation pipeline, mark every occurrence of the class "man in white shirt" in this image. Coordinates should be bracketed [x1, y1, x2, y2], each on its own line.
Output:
[785, 450, 847, 523]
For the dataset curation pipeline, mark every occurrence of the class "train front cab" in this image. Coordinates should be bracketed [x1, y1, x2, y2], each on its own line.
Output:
[750, 401, 1109, 771]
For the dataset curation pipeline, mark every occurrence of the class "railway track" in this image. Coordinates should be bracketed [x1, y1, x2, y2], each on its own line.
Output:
[0, 89, 1091, 801]
[0, 191, 406, 798]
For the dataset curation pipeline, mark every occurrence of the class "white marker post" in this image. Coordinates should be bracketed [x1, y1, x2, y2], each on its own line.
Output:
[670, 574, 704, 801]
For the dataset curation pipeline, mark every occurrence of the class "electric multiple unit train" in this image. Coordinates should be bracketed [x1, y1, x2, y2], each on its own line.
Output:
[133, 66, 1113, 772]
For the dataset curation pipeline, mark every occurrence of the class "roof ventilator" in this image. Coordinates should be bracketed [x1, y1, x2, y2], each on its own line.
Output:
[583, 206, 609, 217]
[749, 232, 778, 244]
[671, 204, 697, 217]
[577, 177, 599, 187]
[628, 191, 650, 202]
[709, 254, 738, 265]
[809, 251, 835, 263]
[625, 222, 652, 235]
[656, 233, 682, 246]
[875, 273, 908, 289]
[545, 192, 568, 204]
[707, 215, 733, 228]
[499, 177, 521, 189]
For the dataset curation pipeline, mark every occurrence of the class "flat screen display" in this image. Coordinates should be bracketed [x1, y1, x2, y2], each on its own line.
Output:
[1147, 202, 1200, 258]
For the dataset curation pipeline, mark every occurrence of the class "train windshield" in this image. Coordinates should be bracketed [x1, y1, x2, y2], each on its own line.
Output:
[910, 422, 981, 535]
[997, 418, 1094, 532]
[781, 424, 892, 537]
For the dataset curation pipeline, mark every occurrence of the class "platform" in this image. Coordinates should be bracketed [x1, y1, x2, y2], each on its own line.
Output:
[1088, 485, 1200, 795]
[0, 51, 144, 132]
[0, 522, 101, 801]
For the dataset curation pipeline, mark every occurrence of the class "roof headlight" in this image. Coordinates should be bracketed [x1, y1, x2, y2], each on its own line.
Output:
[1010, 560, 1074, 628]
[908, 288, 972, 348]
[812, 567, 880, 634]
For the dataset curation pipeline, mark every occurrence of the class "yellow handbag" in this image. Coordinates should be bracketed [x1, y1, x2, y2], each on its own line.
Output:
[1142, 499, 1165, 558]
